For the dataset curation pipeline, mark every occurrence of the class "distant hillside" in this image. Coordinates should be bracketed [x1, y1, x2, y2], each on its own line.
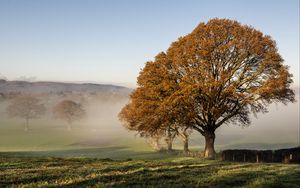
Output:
[0, 79, 132, 96]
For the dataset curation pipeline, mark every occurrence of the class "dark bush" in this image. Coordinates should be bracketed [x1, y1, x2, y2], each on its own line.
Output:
[222, 147, 299, 163]
[274, 147, 300, 163]
[222, 150, 250, 162]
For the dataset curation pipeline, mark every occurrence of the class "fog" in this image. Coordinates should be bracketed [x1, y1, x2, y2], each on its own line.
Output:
[214, 93, 299, 149]
[0, 93, 138, 151]
[0, 88, 299, 152]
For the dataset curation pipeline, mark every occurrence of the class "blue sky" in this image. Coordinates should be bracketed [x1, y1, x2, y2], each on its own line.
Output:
[0, 0, 299, 87]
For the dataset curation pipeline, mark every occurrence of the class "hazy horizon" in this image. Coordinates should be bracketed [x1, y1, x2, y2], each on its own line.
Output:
[0, 77, 136, 88]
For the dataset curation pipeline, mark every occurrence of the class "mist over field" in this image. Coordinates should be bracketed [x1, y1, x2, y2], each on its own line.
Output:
[0, 80, 135, 154]
[215, 87, 299, 149]
[0, 80, 298, 155]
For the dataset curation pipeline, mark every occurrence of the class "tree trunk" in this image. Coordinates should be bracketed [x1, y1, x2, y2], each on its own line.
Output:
[204, 132, 216, 159]
[24, 118, 29, 132]
[165, 128, 175, 152]
[148, 136, 161, 151]
[183, 137, 189, 153]
[67, 119, 72, 131]
[67, 120, 72, 131]
[167, 140, 172, 151]
[165, 137, 173, 151]
[67, 123, 72, 131]
[152, 137, 161, 151]
[179, 132, 189, 153]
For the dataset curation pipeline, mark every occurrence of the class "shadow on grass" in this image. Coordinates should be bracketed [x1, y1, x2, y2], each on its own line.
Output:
[61, 162, 300, 188]
[1, 155, 299, 187]
[263, 167, 300, 188]
[0, 146, 174, 160]
[61, 163, 278, 188]
[0, 174, 62, 187]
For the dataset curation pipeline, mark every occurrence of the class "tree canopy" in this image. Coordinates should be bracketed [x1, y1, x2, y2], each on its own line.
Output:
[119, 18, 295, 159]
[6, 95, 46, 131]
[53, 100, 86, 130]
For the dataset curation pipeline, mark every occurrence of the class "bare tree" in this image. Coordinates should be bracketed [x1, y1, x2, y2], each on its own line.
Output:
[53, 100, 86, 130]
[6, 95, 46, 131]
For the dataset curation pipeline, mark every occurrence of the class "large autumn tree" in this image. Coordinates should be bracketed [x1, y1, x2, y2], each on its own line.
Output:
[120, 18, 295, 159]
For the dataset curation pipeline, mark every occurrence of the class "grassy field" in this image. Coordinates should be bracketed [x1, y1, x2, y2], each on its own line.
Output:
[0, 119, 183, 161]
[0, 120, 299, 187]
[0, 119, 297, 153]
[0, 156, 299, 188]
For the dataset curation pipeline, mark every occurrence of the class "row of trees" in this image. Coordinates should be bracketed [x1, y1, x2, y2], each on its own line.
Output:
[6, 95, 86, 131]
[119, 19, 295, 159]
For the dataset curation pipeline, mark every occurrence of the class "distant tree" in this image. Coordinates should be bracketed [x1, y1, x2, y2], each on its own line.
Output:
[6, 95, 46, 131]
[119, 18, 295, 159]
[53, 100, 86, 130]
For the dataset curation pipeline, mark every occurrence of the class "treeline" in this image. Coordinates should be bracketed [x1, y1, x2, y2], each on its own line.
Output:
[0, 90, 128, 102]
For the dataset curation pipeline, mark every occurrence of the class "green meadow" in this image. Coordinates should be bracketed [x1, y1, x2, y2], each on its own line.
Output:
[0, 120, 299, 187]
[0, 119, 161, 159]
[1, 157, 300, 188]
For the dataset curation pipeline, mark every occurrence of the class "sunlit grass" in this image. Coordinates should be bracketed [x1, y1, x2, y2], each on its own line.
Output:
[1, 120, 299, 187]
[0, 157, 299, 187]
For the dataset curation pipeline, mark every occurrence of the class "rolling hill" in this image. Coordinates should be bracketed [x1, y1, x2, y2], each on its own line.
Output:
[0, 79, 132, 96]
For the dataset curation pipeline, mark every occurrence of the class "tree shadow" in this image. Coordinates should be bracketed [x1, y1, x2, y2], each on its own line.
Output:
[0, 146, 168, 160]
[0, 174, 62, 187]
[59, 162, 258, 187]
[60, 162, 300, 188]
[1, 155, 299, 187]
[261, 167, 300, 188]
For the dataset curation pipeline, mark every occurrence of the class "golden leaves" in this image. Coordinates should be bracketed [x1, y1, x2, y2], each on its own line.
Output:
[119, 18, 295, 137]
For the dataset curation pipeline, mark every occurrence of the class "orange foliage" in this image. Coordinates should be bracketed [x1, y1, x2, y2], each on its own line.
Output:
[119, 19, 295, 159]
